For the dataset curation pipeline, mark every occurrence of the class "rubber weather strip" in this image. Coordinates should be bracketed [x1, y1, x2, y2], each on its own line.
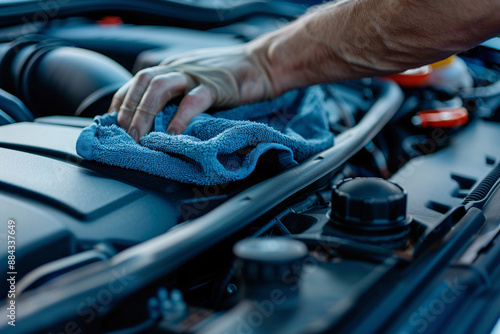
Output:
[463, 162, 500, 207]
[9, 80, 403, 334]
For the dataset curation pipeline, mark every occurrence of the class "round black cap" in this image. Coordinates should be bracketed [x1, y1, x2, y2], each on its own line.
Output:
[331, 177, 409, 229]
[234, 238, 307, 284]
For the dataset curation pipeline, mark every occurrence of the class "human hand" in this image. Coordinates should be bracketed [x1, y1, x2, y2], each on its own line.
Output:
[109, 45, 275, 142]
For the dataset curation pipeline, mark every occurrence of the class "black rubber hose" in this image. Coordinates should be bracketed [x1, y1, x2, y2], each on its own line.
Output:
[0, 88, 33, 122]
[0, 108, 15, 125]
[23, 46, 132, 116]
[0, 35, 46, 93]
[1, 35, 132, 117]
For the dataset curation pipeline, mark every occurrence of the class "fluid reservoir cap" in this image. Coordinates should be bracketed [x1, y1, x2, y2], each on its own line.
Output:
[234, 238, 307, 284]
[384, 65, 432, 88]
[412, 107, 468, 128]
[331, 178, 409, 229]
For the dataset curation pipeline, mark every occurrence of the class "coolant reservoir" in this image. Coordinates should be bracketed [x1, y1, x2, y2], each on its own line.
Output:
[427, 55, 473, 93]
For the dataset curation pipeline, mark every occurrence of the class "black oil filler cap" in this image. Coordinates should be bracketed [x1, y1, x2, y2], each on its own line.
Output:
[330, 177, 409, 229]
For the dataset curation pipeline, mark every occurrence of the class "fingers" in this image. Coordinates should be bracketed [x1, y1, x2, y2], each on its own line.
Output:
[110, 66, 198, 142]
[127, 72, 194, 141]
[108, 80, 130, 114]
[110, 65, 217, 141]
[167, 84, 214, 135]
[115, 69, 158, 130]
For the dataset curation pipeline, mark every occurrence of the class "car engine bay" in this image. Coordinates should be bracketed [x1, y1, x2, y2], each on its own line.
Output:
[1, 1, 500, 333]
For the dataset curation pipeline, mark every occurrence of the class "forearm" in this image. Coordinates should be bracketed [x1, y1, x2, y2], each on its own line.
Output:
[248, 0, 500, 95]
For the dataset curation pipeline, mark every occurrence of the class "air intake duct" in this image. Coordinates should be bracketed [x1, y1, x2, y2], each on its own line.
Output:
[0, 35, 132, 117]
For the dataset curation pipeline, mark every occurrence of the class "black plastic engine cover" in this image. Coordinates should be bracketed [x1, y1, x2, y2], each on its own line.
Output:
[0, 119, 259, 287]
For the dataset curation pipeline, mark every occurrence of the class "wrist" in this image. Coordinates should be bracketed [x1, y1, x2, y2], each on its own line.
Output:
[246, 4, 356, 95]
[246, 22, 314, 96]
[245, 32, 286, 97]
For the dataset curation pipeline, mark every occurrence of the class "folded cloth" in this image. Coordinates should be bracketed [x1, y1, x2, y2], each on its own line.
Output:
[76, 85, 335, 185]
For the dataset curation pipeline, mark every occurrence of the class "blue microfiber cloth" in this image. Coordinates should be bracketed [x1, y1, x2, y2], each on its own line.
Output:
[76, 85, 335, 185]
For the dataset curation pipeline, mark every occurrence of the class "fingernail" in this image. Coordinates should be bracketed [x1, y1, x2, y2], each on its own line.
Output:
[166, 125, 177, 136]
[109, 108, 116, 114]
[129, 128, 139, 142]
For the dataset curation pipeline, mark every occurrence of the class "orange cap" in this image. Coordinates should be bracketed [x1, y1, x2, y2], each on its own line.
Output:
[412, 107, 468, 128]
[384, 65, 432, 88]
